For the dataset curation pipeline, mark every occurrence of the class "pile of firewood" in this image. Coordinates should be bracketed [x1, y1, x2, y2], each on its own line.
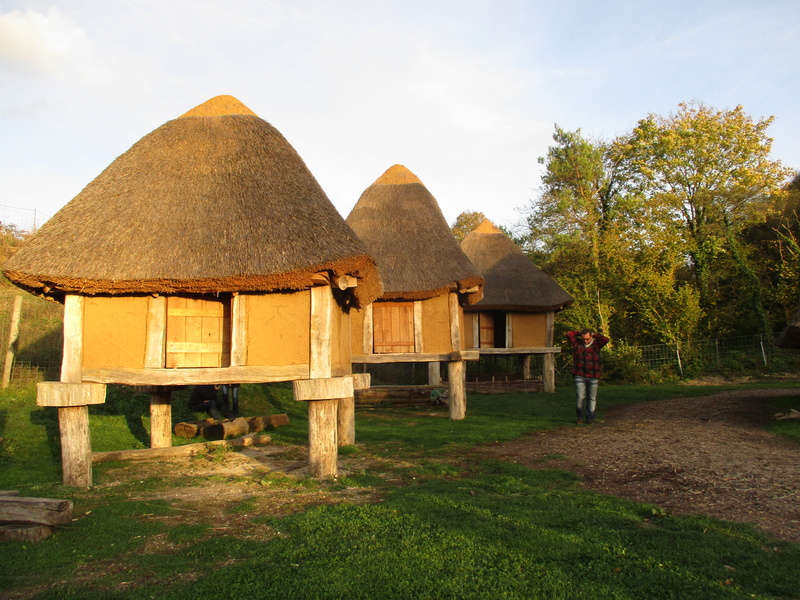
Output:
[174, 414, 290, 440]
[0, 491, 73, 543]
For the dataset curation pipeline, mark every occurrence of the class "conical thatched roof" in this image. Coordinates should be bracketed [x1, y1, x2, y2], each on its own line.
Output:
[460, 220, 573, 311]
[4, 95, 381, 307]
[345, 165, 483, 304]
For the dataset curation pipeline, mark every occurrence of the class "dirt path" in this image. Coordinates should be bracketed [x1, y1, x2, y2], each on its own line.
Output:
[476, 388, 800, 544]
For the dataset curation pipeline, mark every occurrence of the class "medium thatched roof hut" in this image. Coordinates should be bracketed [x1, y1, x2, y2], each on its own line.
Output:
[345, 164, 483, 304]
[345, 164, 483, 420]
[5, 95, 380, 307]
[460, 220, 573, 312]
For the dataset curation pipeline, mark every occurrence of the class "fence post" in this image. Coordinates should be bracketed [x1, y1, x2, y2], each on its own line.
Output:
[2, 295, 23, 389]
[759, 334, 768, 367]
[676, 343, 684, 378]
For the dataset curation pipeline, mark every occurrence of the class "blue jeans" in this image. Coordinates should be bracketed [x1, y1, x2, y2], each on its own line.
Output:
[574, 375, 598, 422]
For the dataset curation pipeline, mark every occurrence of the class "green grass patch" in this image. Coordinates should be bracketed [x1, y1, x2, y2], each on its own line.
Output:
[2, 381, 799, 598]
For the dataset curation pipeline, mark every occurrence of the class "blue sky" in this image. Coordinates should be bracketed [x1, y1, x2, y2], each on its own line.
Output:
[1, 0, 798, 233]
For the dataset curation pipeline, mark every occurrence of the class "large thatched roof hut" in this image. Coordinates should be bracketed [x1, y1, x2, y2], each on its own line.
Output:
[460, 219, 573, 392]
[4, 95, 381, 483]
[345, 164, 483, 419]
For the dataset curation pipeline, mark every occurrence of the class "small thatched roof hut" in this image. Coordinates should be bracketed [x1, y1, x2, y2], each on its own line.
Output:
[345, 164, 483, 304]
[5, 95, 380, 306]
[459, 219, 573, 393]
[460, 220, 573, 312]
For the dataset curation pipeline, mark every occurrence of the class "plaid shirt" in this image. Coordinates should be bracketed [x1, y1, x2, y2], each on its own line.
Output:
[567, 331, 609, 379]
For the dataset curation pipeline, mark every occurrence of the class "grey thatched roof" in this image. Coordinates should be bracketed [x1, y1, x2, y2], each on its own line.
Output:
[345, 165, 483, 304]
[4, 95, 381, 307]
[460, 220, 573, 311]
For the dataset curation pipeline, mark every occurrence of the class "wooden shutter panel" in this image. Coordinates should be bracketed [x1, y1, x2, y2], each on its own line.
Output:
[166, 296, 231, 368]
[373, 302, 415, 353]
[478, 312, 495, 348]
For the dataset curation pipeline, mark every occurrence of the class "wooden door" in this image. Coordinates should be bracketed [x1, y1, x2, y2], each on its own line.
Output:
[372, 302, 415, 353]
[478, 312, 495, 348]
[166, 296, 231, 368]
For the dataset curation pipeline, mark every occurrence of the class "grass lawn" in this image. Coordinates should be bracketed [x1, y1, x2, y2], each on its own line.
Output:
[1, 380, 799, 599]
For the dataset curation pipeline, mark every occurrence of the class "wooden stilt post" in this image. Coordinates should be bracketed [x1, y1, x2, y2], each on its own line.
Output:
[447, 292, 467, 419]
[337, 396, 355, 446]
[428, 361, 442, 386]
[58, 295, 94, 487]
[448, 360, 466, 420]
[543, 353, 555, 393]
[521, 355, 531, 380]
[149, 387, 172, 449]
[307, 285, 338, 478]
[543, 311, 556, 393]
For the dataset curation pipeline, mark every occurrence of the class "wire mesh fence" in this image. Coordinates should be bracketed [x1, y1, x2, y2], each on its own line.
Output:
[0, 291, 63, 387]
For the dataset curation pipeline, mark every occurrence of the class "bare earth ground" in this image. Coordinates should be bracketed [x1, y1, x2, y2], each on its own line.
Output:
[476, 388, 800, 544]
[87, 388, 800, 549]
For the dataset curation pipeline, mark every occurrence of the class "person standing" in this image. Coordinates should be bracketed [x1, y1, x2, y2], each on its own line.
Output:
[566, 329, 609, 424]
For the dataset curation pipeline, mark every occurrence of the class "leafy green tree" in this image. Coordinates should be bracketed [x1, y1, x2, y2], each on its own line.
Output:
[451, 211, 486, 242]
[611, 103, 791, 335]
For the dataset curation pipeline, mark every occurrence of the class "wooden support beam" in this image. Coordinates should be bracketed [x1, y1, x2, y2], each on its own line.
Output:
[353, 351, 479, 364]
[230, 294, 247, 367]
[149, 388, 172, 449]
[2, 295, 22, 389]
[473, 347, 562, 355]
[505, 313, 513, 348]
[448, 361, 466, 420]
[92, 433, 272, 463]
[448, 293, 461, 352]
[522, 355, 532, 380]
[37, 382, 106, 407]
[413, 301, 423, 352]
[292, 377, 354, 402]
[332, 274, 358, 290]
[81, 364, 309, 386]
[362, 303, 373, 355]
[144, 295, 166, 368]
[347, 372, 371, 390]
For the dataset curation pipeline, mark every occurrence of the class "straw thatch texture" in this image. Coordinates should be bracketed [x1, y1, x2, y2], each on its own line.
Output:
[4, 96, 381, 307]
[460, 220, 573, 311]
[346, 165, 483, 304]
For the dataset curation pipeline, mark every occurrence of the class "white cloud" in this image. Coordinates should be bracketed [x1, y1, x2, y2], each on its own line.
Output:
[0, 7, 109, 85]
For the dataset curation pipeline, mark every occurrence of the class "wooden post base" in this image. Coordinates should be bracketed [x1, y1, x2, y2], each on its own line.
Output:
[447, 361, 466, 420]
[307, 399, 338, 478]
[149, 388, 173, 448]
[543, 353, 555, 393]
[58, 405, 92, 487]
[337, 395, 355, 447]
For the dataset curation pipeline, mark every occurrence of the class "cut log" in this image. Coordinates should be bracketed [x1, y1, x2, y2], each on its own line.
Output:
[174, 414, 290, 438]
[201, 417, 249, 441]
[174, 419, 215, 438]
[0, 491, 20, 497]
[0, 523, 54, 543]
[0, 496, 73, 526]
[773, 409, 800, 420]
[92, 433, 272, 463]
